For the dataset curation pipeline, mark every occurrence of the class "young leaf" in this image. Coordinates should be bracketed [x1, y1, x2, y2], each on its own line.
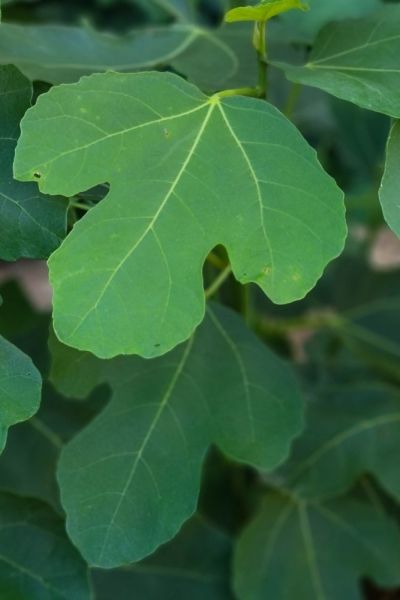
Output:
[0, 334, 41, 454]
[379, 121, 400, 238]
[0, 65, 66, 261]
[274, 6, 400, 118]
[0, 23, 246, 90]
[93, 516, 233, 600]
[225, 0, 308, 24]
[53, 304, 304, 567]
[277, 383, 400, 501]
[0, 492, 91, 599]
[234, 491, 400, 599]
[14, 71, 346, 358]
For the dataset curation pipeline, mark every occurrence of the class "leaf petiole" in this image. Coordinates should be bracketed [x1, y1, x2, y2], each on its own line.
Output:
[205, 264, 232, 299]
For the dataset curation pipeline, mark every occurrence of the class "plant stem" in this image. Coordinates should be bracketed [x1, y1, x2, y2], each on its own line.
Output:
[255, 20, 268, 99]
[205, 264, 232, 300]
[69, 200, 93, 212]
[212, 87, 262, 100]
[284, 82, 303, 119]
[207, 251, 226, 270]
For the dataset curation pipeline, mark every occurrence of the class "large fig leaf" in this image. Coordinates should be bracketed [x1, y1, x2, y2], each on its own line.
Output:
[274, 6, 400, 118]
[52, 304, 304, 567]
[15, 71, 346, 358]
[234, 491, 400, 599]
[277, 383, 400, 501]
[0, 22, 254, 91]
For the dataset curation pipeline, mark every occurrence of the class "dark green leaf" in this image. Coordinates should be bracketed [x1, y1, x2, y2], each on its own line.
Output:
[0, 492, 91, 600]
[274, 7, 400, 118]
[278, 383, 400, 501]
[0, 65, 66, 260]
[93, 516, 233, 600]
[234, 491, 400, 599]
[53, 303, 304, 567]
[0, 333, 41, 454]
[380, 121, 400, 237]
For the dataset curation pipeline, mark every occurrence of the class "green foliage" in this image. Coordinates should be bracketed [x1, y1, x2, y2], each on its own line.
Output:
[0, 333, 41, 453]
[275, 6, 400, 118]
[234, 491, 400, 599]
[380, 121, 400, 237]
[0, 492, 90, 599]
[0, 65, 66, 260]
[0, 0, 400, 597]
[15, 71, 345, 358]
[51, 303, 303, 566]
[224, 0, 308, 24]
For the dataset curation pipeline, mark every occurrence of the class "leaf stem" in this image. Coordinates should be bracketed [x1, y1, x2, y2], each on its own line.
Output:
[205, 264, 232, 300]
[207, 251, 226, 270]
[69, 200, 93, 212]
[253, 20, 268, 99]
[212, 87, 263, 100]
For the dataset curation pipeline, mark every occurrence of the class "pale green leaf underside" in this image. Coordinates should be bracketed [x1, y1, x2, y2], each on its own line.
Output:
[0, 65, 66, 260]
[278, 383, 400, 501]
[0, 492, 90, 599]
[0, 21, 251, 91]
[274, 6, 400, 118]
[0, 334, 41, 454]
[55, 304, 304, 567]
[234, 492, 400, 600]
[15, 71, 345, 359]
[380, 121, 400, 238]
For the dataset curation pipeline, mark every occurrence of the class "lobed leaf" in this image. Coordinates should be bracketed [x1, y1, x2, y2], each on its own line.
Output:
[0, 333, 41, 454]
[277, 383, 400, 501]
[0, 65, 66, 260]
[14, 71, 346, 358]
[379, 121, 400, 238]
[53, 303, 304, 567]
[0, 21, 253, 91]
[234, 491, 400, 599]
[274, 6, 400, 118]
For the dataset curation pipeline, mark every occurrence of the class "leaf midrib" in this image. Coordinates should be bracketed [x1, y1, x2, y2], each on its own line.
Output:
[65, 102, 214, 345]
[97, 336, 195, 563]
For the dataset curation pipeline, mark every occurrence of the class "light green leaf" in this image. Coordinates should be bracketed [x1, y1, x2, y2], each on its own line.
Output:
[234, 491, 400, 599]
[225, 0, 308, 24]
[0, 22, 251, 91]
[0, 492, 91, 599]
[277, 382, 400, 501]
[0, 65, 66, 261]
[93, 516, 233, 599]
[15, 71, 346, 359]
[277, 0, 381, 44]
[380, 121, 400, 237]
[0, 334, 41, 454]
[54, 303, 304, 567]
[274, 6, 400, 118]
